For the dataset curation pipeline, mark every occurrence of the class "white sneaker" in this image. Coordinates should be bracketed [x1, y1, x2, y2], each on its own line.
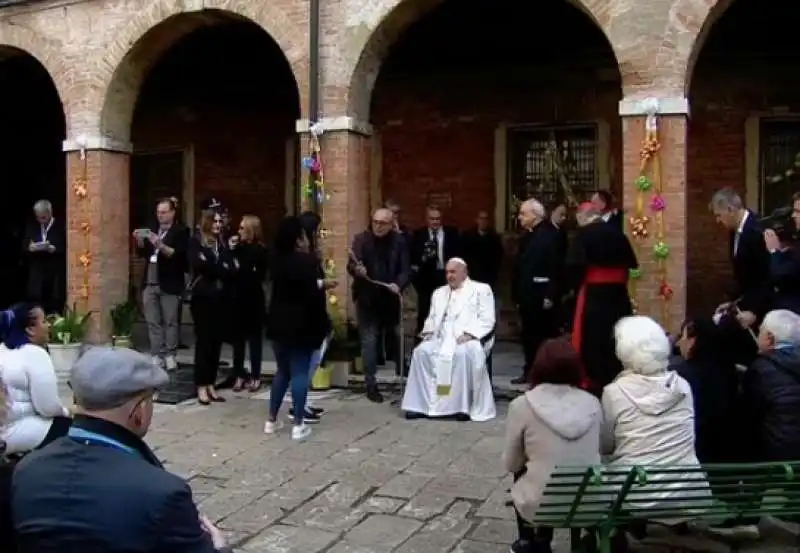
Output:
[151, 356, 164, 368]
[263, 420, 283, 435]
[291, 424, 311, 441]
[165, 356, 178, 371]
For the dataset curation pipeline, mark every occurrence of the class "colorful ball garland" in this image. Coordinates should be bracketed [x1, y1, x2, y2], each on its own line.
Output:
[628, 100, 673, 323]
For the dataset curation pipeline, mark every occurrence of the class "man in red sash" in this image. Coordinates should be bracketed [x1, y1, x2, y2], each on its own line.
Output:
[568, 203, 638, 395]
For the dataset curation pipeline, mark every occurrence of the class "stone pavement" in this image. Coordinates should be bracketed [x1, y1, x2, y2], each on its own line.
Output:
[145, 390, 797, 553]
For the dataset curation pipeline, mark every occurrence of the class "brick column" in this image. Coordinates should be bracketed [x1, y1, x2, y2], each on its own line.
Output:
[619, 98, 688, 333]
[63, 137, 131, 343]
[296, 117, 372, 321]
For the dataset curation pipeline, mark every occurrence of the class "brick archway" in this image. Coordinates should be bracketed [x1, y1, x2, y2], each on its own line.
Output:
[340, 0, 622, 121]
[0, 28, 67, 113]
[95, 2, 306, 144]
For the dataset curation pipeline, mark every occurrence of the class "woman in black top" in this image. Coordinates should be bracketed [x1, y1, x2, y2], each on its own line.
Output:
[264, 216, 334, 440]
[188, 209, 237, 405]
[231, 215, 269, 392]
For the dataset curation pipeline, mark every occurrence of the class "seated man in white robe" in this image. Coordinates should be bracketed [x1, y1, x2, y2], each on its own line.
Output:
[402, 257, 496, 421]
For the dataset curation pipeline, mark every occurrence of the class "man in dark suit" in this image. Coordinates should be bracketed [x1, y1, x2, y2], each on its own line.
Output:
[410, 205, 460, 333]
[512, 198, 561, 384]
[710, 187, 772, 365]
[591, 190, 624, 231]
[23, 199, 65, 315]
[348, 208, 411, 403]
[461, 210, 503, 290]
[11, 347, 233, 553]
[134, 197, 189, 371]
[548, 202, 571, 330]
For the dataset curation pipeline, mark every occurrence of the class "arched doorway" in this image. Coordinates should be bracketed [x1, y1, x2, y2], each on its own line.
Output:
[0, 49, 66, 310]
[687, 0, 800, 314]
[365, 0, 621, 333]
[123, 13, 300, 298]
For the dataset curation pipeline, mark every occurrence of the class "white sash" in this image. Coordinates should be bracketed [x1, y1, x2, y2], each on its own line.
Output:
[149, 227, 170, 263]
[40, 218, 54, 242]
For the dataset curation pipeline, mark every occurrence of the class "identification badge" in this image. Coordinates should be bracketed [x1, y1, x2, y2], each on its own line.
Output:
[149, 254, 158, 263]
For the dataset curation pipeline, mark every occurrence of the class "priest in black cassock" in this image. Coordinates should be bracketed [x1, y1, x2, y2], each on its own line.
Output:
[567, 202, 638, 396]
[23, 199, 65, 315]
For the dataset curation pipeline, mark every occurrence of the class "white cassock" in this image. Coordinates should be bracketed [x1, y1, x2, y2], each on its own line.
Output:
[401, 278, 496, 421]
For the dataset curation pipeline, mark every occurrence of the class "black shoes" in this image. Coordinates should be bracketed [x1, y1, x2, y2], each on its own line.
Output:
[287, 408, 321, 424]
[366, 385, 384, 404]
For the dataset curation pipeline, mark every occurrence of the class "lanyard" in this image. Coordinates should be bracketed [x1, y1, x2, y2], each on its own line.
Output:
[68, 427, 141, 459]
[41, 218, 54, 242]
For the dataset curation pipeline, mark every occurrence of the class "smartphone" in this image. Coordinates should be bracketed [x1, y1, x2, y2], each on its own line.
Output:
[134, 228, 151, 238]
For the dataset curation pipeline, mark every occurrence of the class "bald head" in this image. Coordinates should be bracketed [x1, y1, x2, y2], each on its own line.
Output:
[371, 208, 394, 236]
[445, 257, 468, 288]
[518, 198, 545, 230]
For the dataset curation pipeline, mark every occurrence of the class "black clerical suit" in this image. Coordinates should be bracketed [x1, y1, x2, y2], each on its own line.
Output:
[717, 211, 772, 366]
[410, 226, 460, 333]
[23, 217, 65, 315]
[770, 245, 800, 315]
[461, 227, 503, 289]
[567, 220, 638, 394]
[513, 222, 560, 375]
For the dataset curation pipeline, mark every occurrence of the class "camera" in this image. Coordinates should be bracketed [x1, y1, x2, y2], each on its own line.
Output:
[760, 206, 796, 244]
[422, 239, 438, 264]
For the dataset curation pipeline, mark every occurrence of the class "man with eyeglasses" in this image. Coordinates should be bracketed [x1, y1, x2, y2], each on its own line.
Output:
[348, 208, 411, 403]
[11, 347, 232, 553]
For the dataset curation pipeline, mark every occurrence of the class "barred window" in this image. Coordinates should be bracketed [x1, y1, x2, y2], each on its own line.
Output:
[507, 125, 599, 228]
[760, 119, 800, 215]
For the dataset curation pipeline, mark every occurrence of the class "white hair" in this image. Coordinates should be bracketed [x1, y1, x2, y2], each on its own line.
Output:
[521, 198, 546, 218]
[762, 310, 800, 345]
[33, 199, 52, 214]
[709, 187, 743, 212]
[446, 257, 468, 269]
[614, 316, 671, 375]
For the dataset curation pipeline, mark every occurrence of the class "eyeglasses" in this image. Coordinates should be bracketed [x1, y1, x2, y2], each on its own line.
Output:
[372, 220, 392, 226]
[213, 219, 223, 224]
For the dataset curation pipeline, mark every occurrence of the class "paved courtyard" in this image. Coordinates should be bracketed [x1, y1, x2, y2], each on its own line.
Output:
[144, 387, 797, 553]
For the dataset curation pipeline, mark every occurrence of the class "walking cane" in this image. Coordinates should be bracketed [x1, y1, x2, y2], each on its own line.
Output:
[391, 291, 406, 408]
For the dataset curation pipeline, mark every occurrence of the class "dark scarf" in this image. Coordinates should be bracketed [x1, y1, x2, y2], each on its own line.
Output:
[69, 415, 163, 468]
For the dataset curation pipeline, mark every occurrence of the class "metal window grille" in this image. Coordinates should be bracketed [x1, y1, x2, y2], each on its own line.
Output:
[507, 125, 598, 228]
[759, 119, 800, 215]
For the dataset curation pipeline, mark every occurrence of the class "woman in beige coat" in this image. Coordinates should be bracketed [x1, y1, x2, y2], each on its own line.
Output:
[503, 338, 603, 553]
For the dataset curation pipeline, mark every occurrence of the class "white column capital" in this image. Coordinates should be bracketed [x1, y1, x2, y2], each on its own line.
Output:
[618, 97, 690, 117]
[63, 135, 133, 153]
[295, 116, 373, 137]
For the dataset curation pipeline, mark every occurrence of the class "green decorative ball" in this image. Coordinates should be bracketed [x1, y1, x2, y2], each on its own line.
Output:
[635, 175, 653, 191]
[629, 268, 643, 279]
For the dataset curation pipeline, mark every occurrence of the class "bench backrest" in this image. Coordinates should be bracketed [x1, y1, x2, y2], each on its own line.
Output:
[533, 461, 800, 528]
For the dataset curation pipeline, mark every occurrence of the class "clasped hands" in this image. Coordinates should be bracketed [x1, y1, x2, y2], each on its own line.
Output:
[420, 332, 475, 344]
[29, 241, 55, 253]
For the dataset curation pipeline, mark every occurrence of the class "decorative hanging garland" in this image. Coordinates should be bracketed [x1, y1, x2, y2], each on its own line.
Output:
[301, 123, 339, 310]
[628, 99, 673, 324]
[71, 140, 91, 308]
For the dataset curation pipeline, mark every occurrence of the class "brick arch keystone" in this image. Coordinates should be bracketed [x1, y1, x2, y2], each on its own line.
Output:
[0, 25, 68, 123]
[95, 0, 306, 144]
[340, 0, 623, 121]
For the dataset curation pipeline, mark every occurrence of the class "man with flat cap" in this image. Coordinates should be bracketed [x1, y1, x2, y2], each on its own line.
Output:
[11, 347, 232, 553]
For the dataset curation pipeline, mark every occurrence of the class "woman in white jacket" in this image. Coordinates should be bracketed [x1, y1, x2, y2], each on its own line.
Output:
[602, 316, 711, 529]
[0, 303, 70, 454]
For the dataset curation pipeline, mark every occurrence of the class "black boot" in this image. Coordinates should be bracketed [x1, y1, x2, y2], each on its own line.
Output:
[366, 383, 384, 403]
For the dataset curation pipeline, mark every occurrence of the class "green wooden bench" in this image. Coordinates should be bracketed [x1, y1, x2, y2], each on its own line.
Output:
[521, 461, 800, 553]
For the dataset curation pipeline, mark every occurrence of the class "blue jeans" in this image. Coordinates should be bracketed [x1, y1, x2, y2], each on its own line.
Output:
[270, 342, 312, 425]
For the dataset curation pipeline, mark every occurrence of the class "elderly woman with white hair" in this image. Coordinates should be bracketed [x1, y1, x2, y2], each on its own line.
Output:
[601, 316, 710, 538]
[741, 309, 800, 462]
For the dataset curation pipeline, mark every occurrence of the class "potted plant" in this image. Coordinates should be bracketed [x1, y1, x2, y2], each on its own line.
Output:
[47, 304, 91, 384]
[110, 300, 137, 348]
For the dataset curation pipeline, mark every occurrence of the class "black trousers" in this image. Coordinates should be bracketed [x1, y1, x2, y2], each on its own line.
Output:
[191, 297, 223, 387]
[233, 324, 264, 380]
[27, 271, 64, 315]
[519, 304, 558, 375]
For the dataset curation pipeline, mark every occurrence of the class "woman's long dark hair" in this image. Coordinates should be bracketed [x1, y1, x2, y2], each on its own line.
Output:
[299, 211, 321, 252]
[273, 216, 306, 258]
[681, 317, 721, 362]
[0, 303, 39, 350]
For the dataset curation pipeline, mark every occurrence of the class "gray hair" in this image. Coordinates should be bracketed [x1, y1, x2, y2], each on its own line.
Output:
[521, 198, 546, 218]
[762, 310, 800, 345]
[33, 199, 52, 214]
[614, 316, 671, 375]
[709, 187, 743, 212]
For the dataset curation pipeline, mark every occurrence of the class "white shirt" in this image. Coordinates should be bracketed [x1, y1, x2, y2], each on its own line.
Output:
[0, 343, 68, 453]
[733, 210, 749, 256]
[430, 228, 445, 270]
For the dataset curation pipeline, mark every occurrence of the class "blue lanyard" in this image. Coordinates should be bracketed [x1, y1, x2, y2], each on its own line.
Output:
[68, 427, 141, 459]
